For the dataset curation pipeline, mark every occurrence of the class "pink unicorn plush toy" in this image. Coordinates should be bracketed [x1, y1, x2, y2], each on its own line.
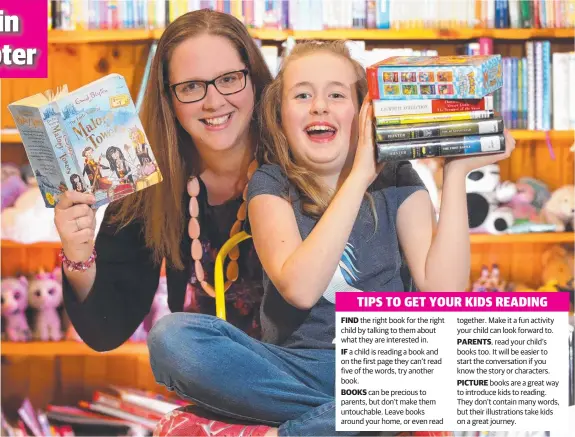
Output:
[1, 276, 31, 341]
[28, 269, 63, 341]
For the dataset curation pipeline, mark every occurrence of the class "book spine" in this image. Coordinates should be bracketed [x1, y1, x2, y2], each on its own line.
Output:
[7, 105, 69, 208]
[569, 52, 575, 129]
[45, 102, 83, 190]
[372, 96, 494, 116]
[375, 118, 504, 142]
[376, 134, 506, 162]
[526, 42, 535, 130]
[552, 53, 568, 130]
[535, 41, 544, 130]
[375, 110, 494, 127]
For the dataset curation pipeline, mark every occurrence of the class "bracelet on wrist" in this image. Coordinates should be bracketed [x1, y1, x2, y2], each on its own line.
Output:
[59, 247, 97, 272]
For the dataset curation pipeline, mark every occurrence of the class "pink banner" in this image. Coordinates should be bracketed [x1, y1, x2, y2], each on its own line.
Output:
[335, 292, 571, 312]
[0, 0, 48, 78]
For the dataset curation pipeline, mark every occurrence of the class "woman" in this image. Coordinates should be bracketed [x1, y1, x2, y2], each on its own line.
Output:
[54, 9, 274, 350]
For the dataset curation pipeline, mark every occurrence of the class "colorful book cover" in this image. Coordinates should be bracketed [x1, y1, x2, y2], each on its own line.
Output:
[376, 134, 506, 162]
[8, 73, 163, 209]
[367, 55, 503, 100]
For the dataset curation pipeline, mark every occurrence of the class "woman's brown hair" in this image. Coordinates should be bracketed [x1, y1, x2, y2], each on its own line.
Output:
[109, 9, 273, 270]
[259, 40, 369, 218]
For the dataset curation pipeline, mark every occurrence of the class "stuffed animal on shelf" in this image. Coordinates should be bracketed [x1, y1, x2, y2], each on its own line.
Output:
[1, 276, 31, 341]
[540, 185, 575, 232]
[504, 177, 551, 222]
[470, 264, 507, 292]
[1, 163, 28, 211]
[28, 269, 63, 341]
[540, 245, 574, 291]
[465, 164, 516, 235]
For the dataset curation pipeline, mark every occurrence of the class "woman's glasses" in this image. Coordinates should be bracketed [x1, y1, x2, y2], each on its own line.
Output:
[170, 69, 249, 104]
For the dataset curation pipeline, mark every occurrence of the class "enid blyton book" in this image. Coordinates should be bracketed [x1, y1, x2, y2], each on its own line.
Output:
[8, 73, 162, 208]
[367, 55, 503, 100]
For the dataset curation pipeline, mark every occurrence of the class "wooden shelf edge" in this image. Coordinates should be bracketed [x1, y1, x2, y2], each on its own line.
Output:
[470, 232, 574, 244]
[1, 240, 62, 249]
[1, 340, 148, 356]
[2, 233, 573, 250]
[3, 130, 573, 144]
[48, 29, 156, 44]
[511, 130, 575, 141]
[44, 28, 575, 43]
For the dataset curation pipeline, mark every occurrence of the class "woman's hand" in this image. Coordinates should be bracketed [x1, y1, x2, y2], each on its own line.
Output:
[54, 191, 97, 262]
[350, 95, 384, 189]
[443, 128, 516, 176]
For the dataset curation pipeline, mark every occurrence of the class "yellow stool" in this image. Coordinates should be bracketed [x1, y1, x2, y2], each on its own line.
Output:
[213, 231, 252, 321]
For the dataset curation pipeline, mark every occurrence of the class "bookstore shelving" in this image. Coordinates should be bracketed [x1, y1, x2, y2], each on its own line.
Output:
[43, 28, 575, 43]
[2, 0, 575, 431]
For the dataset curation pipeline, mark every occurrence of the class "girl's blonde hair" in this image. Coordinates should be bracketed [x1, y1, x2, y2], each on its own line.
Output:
[108, 9, 273, 270]
[259, 40, 369, 218]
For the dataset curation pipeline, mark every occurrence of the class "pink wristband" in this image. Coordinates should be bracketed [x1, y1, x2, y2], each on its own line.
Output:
[59, 248, 97, 272]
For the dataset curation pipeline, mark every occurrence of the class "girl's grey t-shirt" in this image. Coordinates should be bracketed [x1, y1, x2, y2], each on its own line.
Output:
[246, 163, 426, 350]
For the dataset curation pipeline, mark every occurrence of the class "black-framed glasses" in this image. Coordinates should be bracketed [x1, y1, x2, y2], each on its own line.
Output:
[170, 69, 249, 104]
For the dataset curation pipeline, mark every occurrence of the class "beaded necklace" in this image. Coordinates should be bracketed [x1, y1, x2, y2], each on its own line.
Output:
[187, 159, 259, 297]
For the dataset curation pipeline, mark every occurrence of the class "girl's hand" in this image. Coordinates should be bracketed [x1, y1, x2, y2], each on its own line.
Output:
[443, 128, 516, 176]
[350, 95, 384, 189]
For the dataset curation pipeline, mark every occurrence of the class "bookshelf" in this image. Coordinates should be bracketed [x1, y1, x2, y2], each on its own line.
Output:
[2, 13, 575, 416]
[42, 28, 575, 44]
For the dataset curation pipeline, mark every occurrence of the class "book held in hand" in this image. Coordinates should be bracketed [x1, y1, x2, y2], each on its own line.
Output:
[8, 73, 163, 208]
[367, 55, 507, 163]
[376, 134, 506, 162]
[367, 55, 503, 100]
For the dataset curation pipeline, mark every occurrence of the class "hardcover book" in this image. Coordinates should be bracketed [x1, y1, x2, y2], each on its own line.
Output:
[377, 134, 506, 162]
[375, 117, 504, 143]
[8, 73, 163, 208]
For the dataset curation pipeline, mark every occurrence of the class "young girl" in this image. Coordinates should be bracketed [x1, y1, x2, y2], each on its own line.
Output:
[246, 41, 515, 435]
[151, 41, 515, 437]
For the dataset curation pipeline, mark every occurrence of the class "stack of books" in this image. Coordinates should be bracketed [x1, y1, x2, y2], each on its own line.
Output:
[366, 55, 507, 162]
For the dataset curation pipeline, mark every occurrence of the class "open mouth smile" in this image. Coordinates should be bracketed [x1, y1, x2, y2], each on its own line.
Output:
[305, 122, 337, 143]
[200, 113, 233, 129]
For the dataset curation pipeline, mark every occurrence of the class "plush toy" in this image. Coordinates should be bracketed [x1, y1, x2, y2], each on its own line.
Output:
[1, 184, 62, 243]
[1, 276, 32, 341]
[504, 177, 551, 222]
[540, 185, 575, 232]
[28, 269, 63, 341]
[470, 264, 507, 292]
[1, 163, 28, 211]
[540, 245, 574, 290]
[465, 164, 516, 235]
